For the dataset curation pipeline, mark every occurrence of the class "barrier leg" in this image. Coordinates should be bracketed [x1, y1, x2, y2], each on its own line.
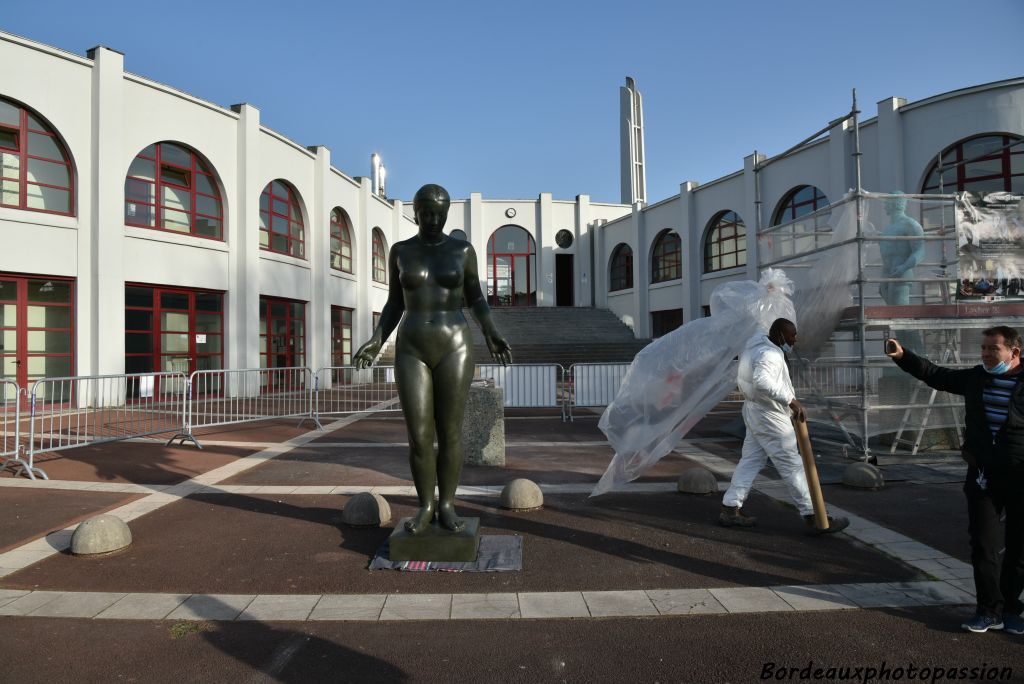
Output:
[11, 444, 48, 481]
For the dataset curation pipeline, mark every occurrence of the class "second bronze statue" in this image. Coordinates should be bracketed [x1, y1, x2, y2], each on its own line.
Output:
[353, 184, 512, 535]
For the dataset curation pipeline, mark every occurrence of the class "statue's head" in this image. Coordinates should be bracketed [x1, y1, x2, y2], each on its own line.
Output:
[413, 184, 450, 235]
[884, 191, 908, 215]
[414, 184, 450, 213]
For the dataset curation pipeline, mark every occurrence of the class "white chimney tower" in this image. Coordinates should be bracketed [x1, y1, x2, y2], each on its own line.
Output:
[620, 77, 646, 205]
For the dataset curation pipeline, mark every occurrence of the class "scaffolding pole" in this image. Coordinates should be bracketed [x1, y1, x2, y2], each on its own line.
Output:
[852, 88, 871, 462]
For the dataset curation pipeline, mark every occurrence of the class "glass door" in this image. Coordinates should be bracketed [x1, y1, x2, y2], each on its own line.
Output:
[0, 275, 75, 403]
[125, 285, 224, 397]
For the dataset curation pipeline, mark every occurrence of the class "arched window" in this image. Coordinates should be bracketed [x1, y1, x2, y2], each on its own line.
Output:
[486, 225, 537, 306]
[0, 97, 74, 215]
[125, 142, 223, 238]
[372, 228, 388, 284]
[704, 211, 746, 273]
[330, 207, 353, 273]
[609, 244, 633, 292]
[771, 185, 830, 256]
[450, 229, 468, 241]
[921, 133, 1024, 195]
[259, 180, 304, 258]
[650, 229, 681, 283]
[772, 185, 829, 225]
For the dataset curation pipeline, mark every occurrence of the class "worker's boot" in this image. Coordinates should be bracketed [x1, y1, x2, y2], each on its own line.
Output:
[719, 505, 757, 527]
[803, 514, 849, 536]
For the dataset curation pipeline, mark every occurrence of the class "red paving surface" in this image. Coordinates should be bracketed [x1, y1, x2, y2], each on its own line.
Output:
[1, 441, 256, 484]
[222, 444, 699, 487]
[3, 607, 1021, 683]
[0, 489, 145, 553]
[1, 491, 917, 595]
[230, 413, 717, 486]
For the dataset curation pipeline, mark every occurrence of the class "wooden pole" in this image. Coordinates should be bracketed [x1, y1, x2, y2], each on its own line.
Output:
[793, 417, 830, 530]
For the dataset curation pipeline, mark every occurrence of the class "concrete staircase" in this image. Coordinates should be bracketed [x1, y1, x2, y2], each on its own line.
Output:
[378, 307, 650, 368]
[467, 307, 649, 368]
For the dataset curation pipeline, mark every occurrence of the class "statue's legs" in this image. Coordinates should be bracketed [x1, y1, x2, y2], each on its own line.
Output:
[432, 345, 474, 532]
[395, 353, 437, 534]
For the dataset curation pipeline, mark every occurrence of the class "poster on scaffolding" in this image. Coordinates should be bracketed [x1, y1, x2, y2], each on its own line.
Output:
[956, 191, 1024, 301]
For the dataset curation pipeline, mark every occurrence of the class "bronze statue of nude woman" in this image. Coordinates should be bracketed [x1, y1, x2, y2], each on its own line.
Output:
[354, 184, 512, 535]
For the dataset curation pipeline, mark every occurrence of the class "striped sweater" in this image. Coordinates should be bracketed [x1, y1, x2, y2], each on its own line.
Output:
[983, 374, 1021, 440]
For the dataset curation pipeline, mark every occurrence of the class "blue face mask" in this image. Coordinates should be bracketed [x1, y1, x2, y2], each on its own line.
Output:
[781, 342, 793, 354]
[985, 360, 1010, 375]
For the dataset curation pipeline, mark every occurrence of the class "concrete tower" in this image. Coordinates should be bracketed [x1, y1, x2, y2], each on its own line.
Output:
[620, 76, 646, 205]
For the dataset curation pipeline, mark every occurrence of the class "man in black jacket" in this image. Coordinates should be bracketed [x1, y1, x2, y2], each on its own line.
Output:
[886, 326, 1024, 634]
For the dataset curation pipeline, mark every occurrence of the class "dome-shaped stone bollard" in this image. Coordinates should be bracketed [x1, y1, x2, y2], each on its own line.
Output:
[342, 492, 391, 527]
[677, 467, 718, 495]
[500, 478, 543, 511]
[842, 462, 885, 490]
[71, 514, 132, 556]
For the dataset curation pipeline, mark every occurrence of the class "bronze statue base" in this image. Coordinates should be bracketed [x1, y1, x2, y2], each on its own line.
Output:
[388, 517, 481, 562]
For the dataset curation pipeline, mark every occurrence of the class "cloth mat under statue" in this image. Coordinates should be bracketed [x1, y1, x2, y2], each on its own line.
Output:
[369, 535, 522, 572]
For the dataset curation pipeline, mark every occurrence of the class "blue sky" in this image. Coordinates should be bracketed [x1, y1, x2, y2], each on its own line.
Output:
[6, 0, 1023, 203]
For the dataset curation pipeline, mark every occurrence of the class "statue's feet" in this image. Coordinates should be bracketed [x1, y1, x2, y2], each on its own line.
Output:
[404, 504, 435, 535]
[437, 502, 465, 533]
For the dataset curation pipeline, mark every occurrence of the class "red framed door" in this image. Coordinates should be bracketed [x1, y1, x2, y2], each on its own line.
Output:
[125, 285, 224, 396]
[0, 274, 75, 398]
[486, 226, 536, 307]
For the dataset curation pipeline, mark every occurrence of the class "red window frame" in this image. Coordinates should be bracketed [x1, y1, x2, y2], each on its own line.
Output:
[372, 229, 387, 283]
[124, 285, 224, 380]
[651, 229, 681, 283]
[260, 181, 305, 259]
[0, 98, 75, 216]
[260, 296, 306, 370]
[0, 273, 75, 392]
[921, 134, 1024, 194]
[772, 185, 829, 225]
[124, 142, 223, 240]
[609, 244, 633, 292]
[704, 211, 747, 273]
[330, 208, 354, 273]
[331, 306, 353, 366]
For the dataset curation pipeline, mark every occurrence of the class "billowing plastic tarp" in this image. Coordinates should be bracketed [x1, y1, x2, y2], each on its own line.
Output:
[592, 268, 796, 496]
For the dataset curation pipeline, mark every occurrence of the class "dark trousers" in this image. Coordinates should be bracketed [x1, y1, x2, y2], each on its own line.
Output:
[964, 469, 1024, 618]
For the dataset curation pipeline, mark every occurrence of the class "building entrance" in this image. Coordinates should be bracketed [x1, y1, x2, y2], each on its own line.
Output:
[556, 254, 574, 306]
[125, 285, 224, 381]
[487, 225, 536, 306]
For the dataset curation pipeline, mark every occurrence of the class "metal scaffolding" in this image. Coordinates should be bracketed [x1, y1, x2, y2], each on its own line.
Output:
[754, 93, 1024, 462]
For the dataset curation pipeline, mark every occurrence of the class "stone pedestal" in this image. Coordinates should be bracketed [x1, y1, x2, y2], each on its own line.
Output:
[388, 517, 481, 562]
[463, 380, 505, 466]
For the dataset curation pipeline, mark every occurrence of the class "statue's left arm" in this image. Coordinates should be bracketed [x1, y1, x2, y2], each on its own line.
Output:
[463, 244, 512, 365]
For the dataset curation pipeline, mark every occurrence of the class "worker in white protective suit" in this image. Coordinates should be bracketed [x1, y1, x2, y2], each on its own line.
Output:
[720, 318, 849, 535]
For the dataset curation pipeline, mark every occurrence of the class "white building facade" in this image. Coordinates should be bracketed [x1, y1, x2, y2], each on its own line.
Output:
[0, 30, 1022, 389]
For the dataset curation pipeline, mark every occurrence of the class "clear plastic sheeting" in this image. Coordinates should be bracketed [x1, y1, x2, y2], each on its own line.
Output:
[592, 268, 796, 496]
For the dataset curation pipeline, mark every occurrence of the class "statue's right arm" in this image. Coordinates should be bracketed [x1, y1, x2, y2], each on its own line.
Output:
[353, 246, 405, 368]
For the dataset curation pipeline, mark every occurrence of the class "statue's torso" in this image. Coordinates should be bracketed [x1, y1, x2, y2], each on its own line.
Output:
[394, 237, 473, 362]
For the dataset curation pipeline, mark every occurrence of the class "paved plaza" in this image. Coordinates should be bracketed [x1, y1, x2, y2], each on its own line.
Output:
[1, 408, 1021, 682]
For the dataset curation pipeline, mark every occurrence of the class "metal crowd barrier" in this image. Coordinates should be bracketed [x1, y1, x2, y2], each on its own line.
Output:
[7, 360, 621, 480]
[24, 372, 188, 481]
[476, 363, 565, 417]
[313, 365, 402, 418]
[171, 367, 319, 449]
[0, 379, 30, 477]
[566, 362, 631, 421]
